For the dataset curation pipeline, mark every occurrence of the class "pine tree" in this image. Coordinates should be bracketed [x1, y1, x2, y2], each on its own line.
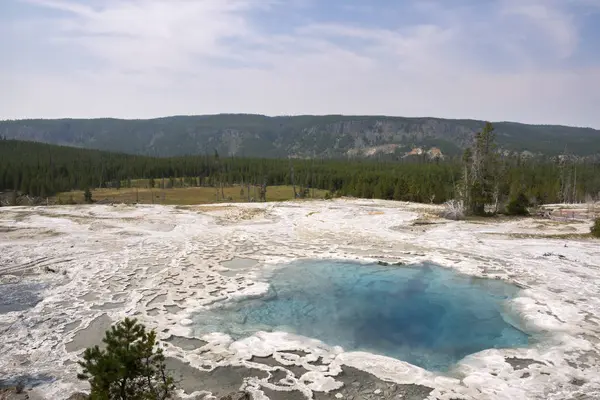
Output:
[77, 318, 175, 400]
[506, 192, 530, 216]
[40, 183, 47, 200]
[10, 190, 18, 206]
[20, 173, 30, 195]
[84, 188, 93, 204]
[591, 218, 600, 238]
[393, 179, 409, 201]
[393, 184, 403, 201]
[462, 123, 498, 215]
[373, 182, 385, 200]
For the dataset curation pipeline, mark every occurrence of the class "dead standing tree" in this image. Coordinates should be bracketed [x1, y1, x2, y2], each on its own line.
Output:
[289, 158, 297, 199]
[558, 147, 580, 204]
[259, 178, 267, 202]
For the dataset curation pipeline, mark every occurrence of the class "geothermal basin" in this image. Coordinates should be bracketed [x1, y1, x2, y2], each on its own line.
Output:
[0, 201, 599, 399]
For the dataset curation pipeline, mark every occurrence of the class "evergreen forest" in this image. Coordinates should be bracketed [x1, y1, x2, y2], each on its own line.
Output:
[1, 134, 599, 208]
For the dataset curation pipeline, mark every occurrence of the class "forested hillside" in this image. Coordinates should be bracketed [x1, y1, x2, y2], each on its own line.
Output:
[1, 139, 599, 206]
[1, 114, 599, 158]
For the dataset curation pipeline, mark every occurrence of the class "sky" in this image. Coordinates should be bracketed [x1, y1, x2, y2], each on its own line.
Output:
[1, 0, 599, 128]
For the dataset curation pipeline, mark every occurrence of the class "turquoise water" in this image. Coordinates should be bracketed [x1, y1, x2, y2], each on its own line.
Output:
[193, 260, 529, 371]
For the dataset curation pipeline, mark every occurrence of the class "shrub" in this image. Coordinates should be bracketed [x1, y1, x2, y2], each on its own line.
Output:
[440, 199, 465, 220]
[78, 318, 175, 400]
[10, 191, 18, 206]
[15, 378, 25, 394]
[324, 191, 332, 200]
[83, 188, 93, 204]
[592, 218, 600, 238]
[506, 193, 530, 216]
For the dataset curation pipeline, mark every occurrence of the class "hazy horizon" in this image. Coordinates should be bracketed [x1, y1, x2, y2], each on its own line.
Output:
[2, 0, 600, 128]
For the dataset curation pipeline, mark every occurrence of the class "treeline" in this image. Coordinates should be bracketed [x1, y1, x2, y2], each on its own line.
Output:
[1, 139, 599, 205]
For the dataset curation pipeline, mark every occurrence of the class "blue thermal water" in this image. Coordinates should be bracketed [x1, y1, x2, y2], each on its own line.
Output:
[193, 260, 529, 371]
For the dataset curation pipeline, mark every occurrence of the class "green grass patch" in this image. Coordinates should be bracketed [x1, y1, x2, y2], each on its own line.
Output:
[54, 185, 327, 206]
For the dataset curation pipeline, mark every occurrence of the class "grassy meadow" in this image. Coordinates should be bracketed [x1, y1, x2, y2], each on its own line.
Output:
[54, 185, 328, 206]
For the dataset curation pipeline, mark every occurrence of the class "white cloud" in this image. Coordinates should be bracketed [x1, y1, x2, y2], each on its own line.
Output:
[1, 0, 599, 128]
[500, 0, 578, 59]
[29, 0, 263, 71]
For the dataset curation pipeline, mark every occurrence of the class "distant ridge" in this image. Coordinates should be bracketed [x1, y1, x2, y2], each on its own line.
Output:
[1, 114, 599, 158]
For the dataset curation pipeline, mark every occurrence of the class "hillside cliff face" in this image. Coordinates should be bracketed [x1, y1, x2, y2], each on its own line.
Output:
[1, 114, 598, 158]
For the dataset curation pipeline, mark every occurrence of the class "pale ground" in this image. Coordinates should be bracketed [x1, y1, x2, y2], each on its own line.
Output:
[0, 200, 599, 400]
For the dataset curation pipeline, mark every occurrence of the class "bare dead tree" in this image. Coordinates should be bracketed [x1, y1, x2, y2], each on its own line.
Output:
[259, 178, 267, 202]
[289, 158, 297, 198]
[573, 165, 577, 204]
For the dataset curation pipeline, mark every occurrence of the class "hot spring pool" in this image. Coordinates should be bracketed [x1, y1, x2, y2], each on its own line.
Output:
[193, 260, 529, 371]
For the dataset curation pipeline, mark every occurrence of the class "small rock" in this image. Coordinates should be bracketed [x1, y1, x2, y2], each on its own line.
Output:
[66, 393, 89, 400]
[179, 318, 193, 326]
[335, 394, 344, 399]
[0, 387, 29, 399]
[571, 378, 586, 387]
[374, 389, 382, 395]
[219, 392, 250, 400]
